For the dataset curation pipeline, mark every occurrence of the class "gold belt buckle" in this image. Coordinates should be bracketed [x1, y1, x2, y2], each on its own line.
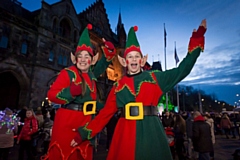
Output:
[83, 101, 96, 115]
[125, 102, 143, 120]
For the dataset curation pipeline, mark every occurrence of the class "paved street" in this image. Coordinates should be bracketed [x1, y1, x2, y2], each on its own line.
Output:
[214, 135, 240, 160]
[93, 133, 240, 160]
[9, 133, 240, 160]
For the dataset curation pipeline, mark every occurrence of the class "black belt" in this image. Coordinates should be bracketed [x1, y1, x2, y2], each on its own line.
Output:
[120, 106, 158, 118]
[61, 103, 84, 111]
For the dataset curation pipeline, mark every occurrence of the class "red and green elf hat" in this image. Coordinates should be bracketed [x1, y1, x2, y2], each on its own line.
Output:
[123, 26, 142, 58]
[75, 24, 93, 56]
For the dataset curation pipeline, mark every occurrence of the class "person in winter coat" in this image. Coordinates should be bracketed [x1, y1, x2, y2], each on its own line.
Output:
[70, 19, 207, 160]
[186, 112, 198, 160]
[192, 111, 213, 160]
[214, 113, 222, 135]
[17, 108, 38, 160]
[162, 111, 175, 128]
[220, 113, 232, 139]
[0, 108, 18, 160]
[44, 24, 116, 160]
[203, 113, 215, 159]
[35, 109, 44, 128]
[162, 111, 175, 159]
[173, 114, 186, 160]
[42, 111, 53, 155]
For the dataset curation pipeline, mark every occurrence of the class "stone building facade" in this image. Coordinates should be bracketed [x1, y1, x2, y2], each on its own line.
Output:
[0, 0, 126, 110]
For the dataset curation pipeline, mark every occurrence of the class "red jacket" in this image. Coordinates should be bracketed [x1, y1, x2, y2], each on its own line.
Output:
[18, 116, 38, 141]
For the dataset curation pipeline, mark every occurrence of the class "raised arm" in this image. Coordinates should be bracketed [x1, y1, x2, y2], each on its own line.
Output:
[92, 38, 116, 78]
[155, 19, 207, 93]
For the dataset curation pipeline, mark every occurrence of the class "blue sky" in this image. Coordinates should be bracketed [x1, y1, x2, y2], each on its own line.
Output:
[18, 0, 240, 106]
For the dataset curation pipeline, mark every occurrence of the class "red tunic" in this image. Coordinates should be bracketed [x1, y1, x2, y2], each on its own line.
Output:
[45, 67, 96, 160]
[44, 46, 115, 160]
[77, 28, 206, 159]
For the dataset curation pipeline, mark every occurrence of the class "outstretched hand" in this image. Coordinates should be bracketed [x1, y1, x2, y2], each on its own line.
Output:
[70, 128, 82, 147]
[200, 19, 207, 28]
[188, 19, 207, 52]
[102, 38, 115, 52]
[70, 139, 78, 147]
[192, 19, 207, 38]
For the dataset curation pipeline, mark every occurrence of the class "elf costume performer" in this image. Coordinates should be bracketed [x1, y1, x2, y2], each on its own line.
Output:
[71, 19, 207, 160]
[44, 24, 116, 160]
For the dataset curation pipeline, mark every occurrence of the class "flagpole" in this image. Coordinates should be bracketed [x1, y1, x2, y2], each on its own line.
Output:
[175, 42, 180, 112]
[198, 86, 203, 113]
[164, 23, 168, 111]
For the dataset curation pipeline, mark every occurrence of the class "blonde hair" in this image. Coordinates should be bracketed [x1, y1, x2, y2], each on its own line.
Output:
[26, 108, 36, 118]
[193, 111, 201, 118]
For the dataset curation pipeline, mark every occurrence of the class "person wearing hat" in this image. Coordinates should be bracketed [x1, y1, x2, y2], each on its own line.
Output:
[44, 24, 116, 160]
[70, 19, 207, 160]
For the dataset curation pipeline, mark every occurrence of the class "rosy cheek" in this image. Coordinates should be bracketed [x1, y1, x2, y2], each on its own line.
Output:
[87, 60, 91, 65]
[126, 60, 129, 64]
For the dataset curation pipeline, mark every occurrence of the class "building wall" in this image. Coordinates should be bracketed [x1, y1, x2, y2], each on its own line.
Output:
[0, 0, 125, 110]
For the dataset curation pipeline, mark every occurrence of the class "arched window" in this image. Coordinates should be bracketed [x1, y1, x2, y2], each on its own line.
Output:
[59, 18, 71, 39]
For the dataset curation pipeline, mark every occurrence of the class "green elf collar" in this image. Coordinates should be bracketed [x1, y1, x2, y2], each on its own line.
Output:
[66, 66, 97, 92]
[115, 71, 157, 96]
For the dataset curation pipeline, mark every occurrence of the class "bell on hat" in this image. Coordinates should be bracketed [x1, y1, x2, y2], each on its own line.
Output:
[75, 24, 93, 56]
[123, 26, 142, 58]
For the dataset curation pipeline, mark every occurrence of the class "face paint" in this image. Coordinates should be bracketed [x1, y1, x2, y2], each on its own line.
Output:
[126, 60, 129, 64]
[87, 59, 91, 65]
[139, 59, 142, 64]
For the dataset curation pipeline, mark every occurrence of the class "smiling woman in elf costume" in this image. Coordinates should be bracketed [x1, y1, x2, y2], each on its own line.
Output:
[71, 19, 207, 160]
[44, 24, 116, 160]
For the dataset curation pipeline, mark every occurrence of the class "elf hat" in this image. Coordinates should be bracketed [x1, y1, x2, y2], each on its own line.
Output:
[75, 24, 93, 56]
[123, 26, 142, 58]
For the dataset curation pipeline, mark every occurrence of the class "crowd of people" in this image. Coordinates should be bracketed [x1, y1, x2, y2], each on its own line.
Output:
[0, 106, 54, 160]
[1, 19, 239, 160]
[161, 110, 240, 160]
[0, 106, 239, 160]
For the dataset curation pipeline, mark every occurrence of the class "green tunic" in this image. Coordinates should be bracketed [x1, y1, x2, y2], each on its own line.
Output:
[78, 46, 202, 159]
